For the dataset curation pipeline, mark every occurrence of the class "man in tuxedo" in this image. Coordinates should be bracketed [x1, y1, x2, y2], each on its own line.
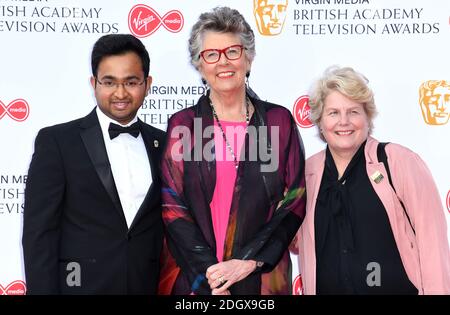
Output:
[22, 34, 165, 294]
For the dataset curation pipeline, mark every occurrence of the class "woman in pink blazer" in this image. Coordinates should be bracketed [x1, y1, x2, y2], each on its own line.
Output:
[296, 66, 450, 294]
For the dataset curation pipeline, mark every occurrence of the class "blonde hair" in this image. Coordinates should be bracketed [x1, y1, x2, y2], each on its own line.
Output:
[309, 66, 377, 141]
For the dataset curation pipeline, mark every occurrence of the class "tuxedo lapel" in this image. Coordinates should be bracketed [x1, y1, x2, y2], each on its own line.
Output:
[128, 121, 161, 231]
[139, 122, 160, 183]
[80, 109, 125, 221]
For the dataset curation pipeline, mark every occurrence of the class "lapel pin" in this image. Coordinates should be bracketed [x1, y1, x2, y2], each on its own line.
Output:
[154, 140, 159, 148]
[370, 171, 384, 184]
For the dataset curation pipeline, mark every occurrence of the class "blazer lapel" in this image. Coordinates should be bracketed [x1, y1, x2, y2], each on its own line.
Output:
[305, 152, 325, 242]
[128, 121, 161, 231]
[80, 109, 125, 221]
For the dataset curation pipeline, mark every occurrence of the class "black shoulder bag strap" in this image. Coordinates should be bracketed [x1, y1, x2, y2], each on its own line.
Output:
[377, 142, 415, 235]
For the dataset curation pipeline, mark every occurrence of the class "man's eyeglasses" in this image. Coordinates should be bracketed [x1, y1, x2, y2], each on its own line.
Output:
[95, 78, 146, 90]
[199, 45, 245, 64]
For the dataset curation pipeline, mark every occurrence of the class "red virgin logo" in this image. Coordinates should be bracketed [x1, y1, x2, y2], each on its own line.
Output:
[0, 280, 26, 295]
[292, 274, 304, 295]
[128, 4, 184, 38]
[293, 95, 313, 128]
[0, 99, 30, 121]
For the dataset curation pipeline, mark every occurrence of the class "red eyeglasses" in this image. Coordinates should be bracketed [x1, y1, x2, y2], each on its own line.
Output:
[199, 45, 245, 64]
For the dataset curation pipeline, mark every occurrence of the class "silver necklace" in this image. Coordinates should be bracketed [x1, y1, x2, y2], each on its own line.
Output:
[210, 98, 250, 169]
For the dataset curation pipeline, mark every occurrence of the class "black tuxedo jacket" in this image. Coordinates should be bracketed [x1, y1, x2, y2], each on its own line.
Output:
[22, 109, 165, 294]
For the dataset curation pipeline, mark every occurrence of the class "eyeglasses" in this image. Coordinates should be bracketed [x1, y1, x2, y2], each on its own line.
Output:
[95, 78, 146, 90]
[199, 45, 245, 64]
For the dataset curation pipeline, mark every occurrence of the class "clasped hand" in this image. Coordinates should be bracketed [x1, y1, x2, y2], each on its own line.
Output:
[205, 259, 257, 295]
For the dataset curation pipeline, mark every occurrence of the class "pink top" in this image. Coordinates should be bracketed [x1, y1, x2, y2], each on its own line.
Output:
[210, 120, 247, 262]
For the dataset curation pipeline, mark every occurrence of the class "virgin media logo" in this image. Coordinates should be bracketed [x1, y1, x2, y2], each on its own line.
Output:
[292, 274, 304, 295]
[0, 99, 30, 122]
[293, 95, 313, 128]
[0, 280, 26, 295]
[128, 4, 184, 38]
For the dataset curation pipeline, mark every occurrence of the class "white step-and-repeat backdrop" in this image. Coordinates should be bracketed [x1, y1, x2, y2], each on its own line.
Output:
[0, 0, 448, 295]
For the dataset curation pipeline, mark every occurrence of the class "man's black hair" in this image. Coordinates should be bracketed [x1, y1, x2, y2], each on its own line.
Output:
[91, 34, 150, 78]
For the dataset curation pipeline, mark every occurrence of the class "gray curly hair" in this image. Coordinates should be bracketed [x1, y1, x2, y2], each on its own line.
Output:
[188, 6, 256, 71]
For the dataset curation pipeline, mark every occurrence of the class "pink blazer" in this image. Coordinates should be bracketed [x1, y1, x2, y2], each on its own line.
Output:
[297, 136, 450, 294]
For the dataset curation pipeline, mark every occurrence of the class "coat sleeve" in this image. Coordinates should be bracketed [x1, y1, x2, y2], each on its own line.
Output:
[234, 114, 307, 270]
[389, 145, 450, 294]
[22, 128, 65, 294]
[160, 115, 217, 295]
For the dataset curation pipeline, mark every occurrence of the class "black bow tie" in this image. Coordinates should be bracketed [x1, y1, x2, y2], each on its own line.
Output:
[108, 122, 140, 140]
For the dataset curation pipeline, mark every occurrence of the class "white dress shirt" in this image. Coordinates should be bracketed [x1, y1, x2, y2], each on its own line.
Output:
[96, 107, 152, 228]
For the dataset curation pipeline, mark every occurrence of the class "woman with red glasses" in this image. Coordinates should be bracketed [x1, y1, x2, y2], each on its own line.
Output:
[158, 6, 306, 295]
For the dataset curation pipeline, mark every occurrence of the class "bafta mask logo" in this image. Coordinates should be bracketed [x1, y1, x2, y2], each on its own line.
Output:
[253, 0, 288, 36]
[419, 80, 450, 125]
